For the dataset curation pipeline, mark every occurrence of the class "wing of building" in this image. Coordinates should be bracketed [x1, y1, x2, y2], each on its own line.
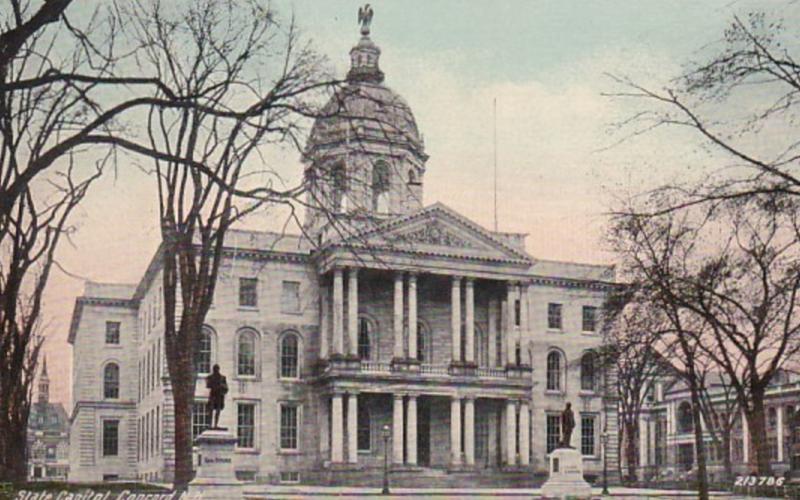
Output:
[67, 19, 619, 486]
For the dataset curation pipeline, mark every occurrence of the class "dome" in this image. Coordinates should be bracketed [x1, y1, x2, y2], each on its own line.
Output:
[305, 35, 426, 160]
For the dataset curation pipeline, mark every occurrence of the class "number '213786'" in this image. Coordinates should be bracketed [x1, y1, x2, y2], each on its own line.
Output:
[734, 476, 785, 487]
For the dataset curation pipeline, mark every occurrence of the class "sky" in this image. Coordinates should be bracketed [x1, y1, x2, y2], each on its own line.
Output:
[40, 0, 789, 406]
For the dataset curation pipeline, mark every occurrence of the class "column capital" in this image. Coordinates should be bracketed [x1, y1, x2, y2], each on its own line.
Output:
[348, 267, 359, 276]
[393, 393, 406, 401]
[465, 277, 475, 286]
[451, 275, 462, 285]
[331, 388, 347, 396]
[347, 389, 360, 396]
[408, 273, 418, 284]
[463, 395, 476, 403]
[406, 393, 419, 400]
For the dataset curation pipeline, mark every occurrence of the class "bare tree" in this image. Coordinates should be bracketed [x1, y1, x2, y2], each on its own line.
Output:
[695, 368, 740, 482]
[606, 9, 800, 214]
[611, 192, 800, 477]
[118, 0, 343, 488]
[609, 198, 717, 499]
[601, 292, 670, 482]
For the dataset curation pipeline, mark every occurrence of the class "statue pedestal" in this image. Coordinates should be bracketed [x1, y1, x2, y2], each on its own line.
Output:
[540, 448, 592, 499]
[189, 429, 243, 499]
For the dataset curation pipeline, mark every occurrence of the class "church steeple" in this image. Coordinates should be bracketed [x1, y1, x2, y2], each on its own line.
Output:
[38, 357, 49, 404]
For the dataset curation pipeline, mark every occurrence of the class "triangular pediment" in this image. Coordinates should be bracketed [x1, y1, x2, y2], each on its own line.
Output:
[341, 203, 532, 264]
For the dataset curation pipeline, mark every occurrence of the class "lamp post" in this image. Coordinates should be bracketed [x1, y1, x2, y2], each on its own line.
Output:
[382, 424, 391, 495]
[602, 431, 610, 495]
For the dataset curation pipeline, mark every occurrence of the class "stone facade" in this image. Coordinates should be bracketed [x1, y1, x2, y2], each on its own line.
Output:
[67, 20, 619, 486]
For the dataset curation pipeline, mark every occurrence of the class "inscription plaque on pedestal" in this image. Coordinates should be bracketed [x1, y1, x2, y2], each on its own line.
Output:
[189, 429, 243, 499]
[541, 448, 592, 499]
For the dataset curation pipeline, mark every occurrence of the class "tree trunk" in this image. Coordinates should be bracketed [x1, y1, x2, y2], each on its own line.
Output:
[745, 387, 771, 475]
[688, 378, 709, 500]
[170, 341, 196, 490]
[722, 429, 733, 483]
[624, 419, 639, 482]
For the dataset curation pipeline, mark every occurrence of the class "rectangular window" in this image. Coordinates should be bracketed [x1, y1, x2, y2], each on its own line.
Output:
[547, 303, 562, 330]
[582, 306, 597, 332]
[581, 415, 596, 456]
[279, 471, 300, 483]
[281, 281, 301, 313]
[102, 420, 119, 457]
[769, 436, 779, 460]
[546, 414, 561, 454]
[514, 299, 521, 327]
[237, 403, 256, 449]
[105, 321, 121, 344]
[239, 278, 258, 307]
[280, 404, 299, 451]
[192, 402, 210, 439]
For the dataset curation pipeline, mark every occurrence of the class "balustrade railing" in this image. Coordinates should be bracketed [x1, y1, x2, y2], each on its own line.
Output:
[360, 361, 391, 373]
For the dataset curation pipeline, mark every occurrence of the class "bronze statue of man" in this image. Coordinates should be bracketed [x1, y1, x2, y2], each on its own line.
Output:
[206, 364, 228, 429]
[561, 402, 575, 448]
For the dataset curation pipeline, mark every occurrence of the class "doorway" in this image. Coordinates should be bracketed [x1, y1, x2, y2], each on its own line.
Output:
[418, 397, 431, 466]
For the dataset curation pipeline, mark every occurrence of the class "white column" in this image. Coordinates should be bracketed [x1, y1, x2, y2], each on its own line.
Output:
[407, 395, 418, 465]
[506, 400, 517, 465]
[451, 277, 462, 363]
[742, 410, 750, 465]
[520, 284, 529, 364]
[347, 393, 358, 463]
[777, 406, 784, 462]
[464, 398, 475, 465]
[639, 416, 648, 467]
[320, 286, 329, 359]
[393, 395, 405, 464]
[500, 287, 509, 366]
[408, 274, 418, 359]
[393, 273, 404, 359]
[488, 298, 498, 368]
[519, 401, 530, 466]
[507, 283, 517, 365]
[499, 404, 507, 463]
[465, 279, 475, 364]
[332, 269, 344, 355]
[451, 397, 462, 465]
[331, 393, 344, 462]
[347, 268, 359, 357]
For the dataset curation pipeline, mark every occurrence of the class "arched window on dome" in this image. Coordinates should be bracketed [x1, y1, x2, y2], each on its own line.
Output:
[407, 169, 417, 185]
[372, 160, 391, 213]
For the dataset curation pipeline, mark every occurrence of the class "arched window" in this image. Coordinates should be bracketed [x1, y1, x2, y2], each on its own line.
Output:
[372, 160, 390, 213]
[358, 318, 371, 360]
[546, 351, 562, 392]
[195, 327, 214, 375]
[237, 329, 257, 377]
[678, 402, 694, 433]
[407, 169, 417, 185]
[768, 407, 777, 429]
[280, 332, 300, 379]
[581, 352, 596, 391]
[104, 363, 120, 399]
[357, 404, 371, 451]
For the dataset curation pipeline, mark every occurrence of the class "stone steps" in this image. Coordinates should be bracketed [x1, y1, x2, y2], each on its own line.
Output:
[301, 466, 548, 488]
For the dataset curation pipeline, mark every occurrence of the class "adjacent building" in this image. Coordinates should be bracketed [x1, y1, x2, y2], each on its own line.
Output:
[634, 371, 800, 482]
[27, 358, 70, 481]
[68, 17, 619, 485]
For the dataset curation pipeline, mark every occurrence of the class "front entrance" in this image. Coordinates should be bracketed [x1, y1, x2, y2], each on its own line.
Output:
[418, 397, 431, 466]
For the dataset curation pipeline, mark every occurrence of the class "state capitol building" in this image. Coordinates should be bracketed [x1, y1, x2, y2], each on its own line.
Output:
[67, 16, 619, 486]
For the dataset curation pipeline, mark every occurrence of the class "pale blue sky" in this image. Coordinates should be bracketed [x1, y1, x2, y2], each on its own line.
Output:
[45, 0, 790, 404]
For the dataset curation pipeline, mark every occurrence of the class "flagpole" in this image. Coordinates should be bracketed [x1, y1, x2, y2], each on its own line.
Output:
[493, 97, 498, 233]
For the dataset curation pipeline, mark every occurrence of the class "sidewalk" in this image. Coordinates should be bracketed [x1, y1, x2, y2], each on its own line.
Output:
[241, 485, 757, 499]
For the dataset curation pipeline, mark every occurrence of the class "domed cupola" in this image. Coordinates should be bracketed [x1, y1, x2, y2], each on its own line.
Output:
[303, 5, 428, 243]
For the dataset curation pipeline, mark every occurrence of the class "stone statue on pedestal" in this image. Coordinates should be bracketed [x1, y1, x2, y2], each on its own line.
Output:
[560, 402, 575, 448]
[206, 364, 228, 429]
